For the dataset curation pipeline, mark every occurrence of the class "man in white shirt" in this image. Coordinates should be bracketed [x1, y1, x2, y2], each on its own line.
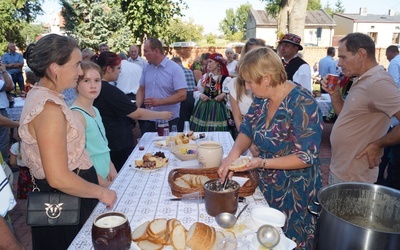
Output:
[278, 33, 312, 92]
[117, 53, 142, 100]
[128, 45, 147, 69]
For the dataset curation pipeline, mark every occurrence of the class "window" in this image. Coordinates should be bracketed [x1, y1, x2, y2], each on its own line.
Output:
[393, 33, 400, 44]
[368, 32, 378, 43]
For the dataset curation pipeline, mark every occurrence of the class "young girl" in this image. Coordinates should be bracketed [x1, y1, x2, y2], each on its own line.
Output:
[71, 61, 117, 187]
[9, 134, 32, 199]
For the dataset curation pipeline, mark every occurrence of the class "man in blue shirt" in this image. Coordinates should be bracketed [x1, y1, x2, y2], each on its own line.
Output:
[2, 42, 24, 94]
[171, 57, 196, 131]
[136, 38, 187, 135]
[318, 47, 337, 78]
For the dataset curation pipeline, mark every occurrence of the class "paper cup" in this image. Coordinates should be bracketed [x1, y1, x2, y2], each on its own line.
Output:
[326, 74, 339, 91]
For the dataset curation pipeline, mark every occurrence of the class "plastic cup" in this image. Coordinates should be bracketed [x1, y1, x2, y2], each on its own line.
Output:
[157, 120, 168, 136]
[326, 74, 339, 91]
[137, 138, 144, 151]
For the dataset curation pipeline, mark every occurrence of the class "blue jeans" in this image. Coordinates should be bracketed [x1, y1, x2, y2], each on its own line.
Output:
[11, 73, 24, 92]
[0, 109, 9, 159]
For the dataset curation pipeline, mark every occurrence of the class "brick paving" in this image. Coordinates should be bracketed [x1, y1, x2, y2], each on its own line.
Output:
[9, 123, 333, 249]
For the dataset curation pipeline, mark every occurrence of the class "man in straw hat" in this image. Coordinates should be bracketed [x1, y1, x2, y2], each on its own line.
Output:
[278, 33, 312, 92]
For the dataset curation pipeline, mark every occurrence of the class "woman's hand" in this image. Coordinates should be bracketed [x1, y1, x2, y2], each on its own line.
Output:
[214, 93, 225, 102]
[160, 111, 173, 120]
[107, 162, 117, 182]
[218, 157, 235, 183]
[99, 188, 117, 209]
[201, 94, 210, 102]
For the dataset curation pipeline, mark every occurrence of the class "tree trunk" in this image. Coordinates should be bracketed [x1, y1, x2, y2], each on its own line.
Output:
[288, 0, 308, 45]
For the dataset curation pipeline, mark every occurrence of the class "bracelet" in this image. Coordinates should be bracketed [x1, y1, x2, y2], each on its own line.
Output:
[262, 159, 267, 168]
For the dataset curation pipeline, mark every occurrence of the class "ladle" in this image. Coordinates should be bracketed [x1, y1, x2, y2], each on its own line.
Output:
[257, 224, 280, 249]
[215, 204, 249, 229]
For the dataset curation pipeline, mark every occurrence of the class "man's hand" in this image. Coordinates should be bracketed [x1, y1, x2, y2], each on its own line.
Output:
[320, 75, 340, 95]
[356, 143, 383, 169]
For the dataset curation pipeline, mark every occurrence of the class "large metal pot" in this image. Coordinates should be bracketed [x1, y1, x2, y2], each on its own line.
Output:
[310, 182, 400, 250]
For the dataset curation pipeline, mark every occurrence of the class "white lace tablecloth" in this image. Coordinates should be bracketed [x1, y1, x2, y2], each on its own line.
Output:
[68, 132, 270, 250]
[315, 94, 332, 117]
[6, 98, 24, 121]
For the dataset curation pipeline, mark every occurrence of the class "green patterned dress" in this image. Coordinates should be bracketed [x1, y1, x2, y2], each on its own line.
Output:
[241, 85, 323, 249]
[190, 74, 230, 132]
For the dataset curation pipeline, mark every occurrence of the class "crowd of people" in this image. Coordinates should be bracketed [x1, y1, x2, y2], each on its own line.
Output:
[1, 30, 400, 250]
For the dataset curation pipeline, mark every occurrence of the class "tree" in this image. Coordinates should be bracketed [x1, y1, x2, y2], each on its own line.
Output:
[0, 0, 43, 51]
[206, 33, 216, 45]
[20, 22, 44, 45]
[121, 0, 187, 45]
[61, 0, 134, 52]
[307, 0, 321, 10]
[323, 0, 334, 16]
[335, 0, 345, 14]
[219, 4, 251, 41]
[263, 0, 308, 42]
[166, 18, 203, 45]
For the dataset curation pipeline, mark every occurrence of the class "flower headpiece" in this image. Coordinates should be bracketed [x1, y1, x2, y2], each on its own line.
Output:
[209, 53, 229, 76]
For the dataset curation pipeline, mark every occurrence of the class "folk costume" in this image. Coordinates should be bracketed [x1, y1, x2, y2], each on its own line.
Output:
[190, 53, 231, 132]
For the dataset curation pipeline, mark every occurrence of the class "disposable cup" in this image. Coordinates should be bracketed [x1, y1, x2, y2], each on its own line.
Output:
[326, 74, 339, 91]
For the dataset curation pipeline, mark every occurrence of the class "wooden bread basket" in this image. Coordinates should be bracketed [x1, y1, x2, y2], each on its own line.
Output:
[168, 167, 258, 198]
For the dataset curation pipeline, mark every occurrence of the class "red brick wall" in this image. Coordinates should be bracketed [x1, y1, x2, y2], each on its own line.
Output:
[167, 46, 389, 70]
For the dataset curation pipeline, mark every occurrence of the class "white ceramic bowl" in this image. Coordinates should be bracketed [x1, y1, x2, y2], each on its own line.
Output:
[250, 205, 286, 228]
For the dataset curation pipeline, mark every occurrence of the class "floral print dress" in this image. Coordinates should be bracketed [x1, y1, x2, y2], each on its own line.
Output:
[241, 85, 323, 249]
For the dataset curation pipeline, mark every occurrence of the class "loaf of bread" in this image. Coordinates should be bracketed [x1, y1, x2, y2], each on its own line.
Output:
[132, 218, 187, 249]
[174, 174, 210, 189]
[132, 219, 236, 250]
[186, 222, 236, 250]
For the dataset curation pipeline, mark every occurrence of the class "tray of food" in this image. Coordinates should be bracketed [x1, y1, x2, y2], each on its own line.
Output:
[168, 167, 258, 198]
[134, 152, 169, 171]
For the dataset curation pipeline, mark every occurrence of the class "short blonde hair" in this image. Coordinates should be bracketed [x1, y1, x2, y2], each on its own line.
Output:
[238, 47, 287, 87]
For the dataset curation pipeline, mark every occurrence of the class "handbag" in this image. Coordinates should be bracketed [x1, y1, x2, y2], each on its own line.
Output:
[26, 170, 81, 226]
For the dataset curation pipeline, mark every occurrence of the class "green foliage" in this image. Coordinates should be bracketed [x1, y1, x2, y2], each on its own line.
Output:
[219, 4, 251, 41]
[0, 0, 43, 51]
[307, 0, 321, 10]
[324, 0, 334, 16]
[166, 18, 203, 45]
[206, 33, 216, 44]
[20, 22, 44, 45]
[335, 0, 345, 13]
[61, 0, 134, 52]
[121, 0, 187, 44]
[264, 0, 281, 18]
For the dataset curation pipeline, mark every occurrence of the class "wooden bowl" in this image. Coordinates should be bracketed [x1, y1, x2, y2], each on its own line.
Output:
[168, 167, 258, 197]
[170, 144, 198, 161]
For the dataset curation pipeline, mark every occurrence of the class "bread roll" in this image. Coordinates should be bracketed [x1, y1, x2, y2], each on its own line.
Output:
[228, 157, 250, 171]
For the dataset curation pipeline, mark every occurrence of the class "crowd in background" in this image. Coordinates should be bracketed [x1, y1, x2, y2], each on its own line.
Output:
[1, 31, 400, 249]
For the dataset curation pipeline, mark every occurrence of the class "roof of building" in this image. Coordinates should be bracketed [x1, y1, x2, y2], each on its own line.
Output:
[334, 12, 400, 23]
[249, 9, 336, 27]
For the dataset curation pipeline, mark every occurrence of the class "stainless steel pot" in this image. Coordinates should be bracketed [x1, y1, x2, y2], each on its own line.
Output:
[309, 182, 400, 250]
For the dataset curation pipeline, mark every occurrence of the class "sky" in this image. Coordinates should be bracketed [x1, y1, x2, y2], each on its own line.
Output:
[38, 0, 400, 35]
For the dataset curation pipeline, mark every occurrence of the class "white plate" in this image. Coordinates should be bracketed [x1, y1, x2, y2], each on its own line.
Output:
[154, 140, 196, 148]
[132, 158, 169, 172]
[250, 234, 296, 250]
